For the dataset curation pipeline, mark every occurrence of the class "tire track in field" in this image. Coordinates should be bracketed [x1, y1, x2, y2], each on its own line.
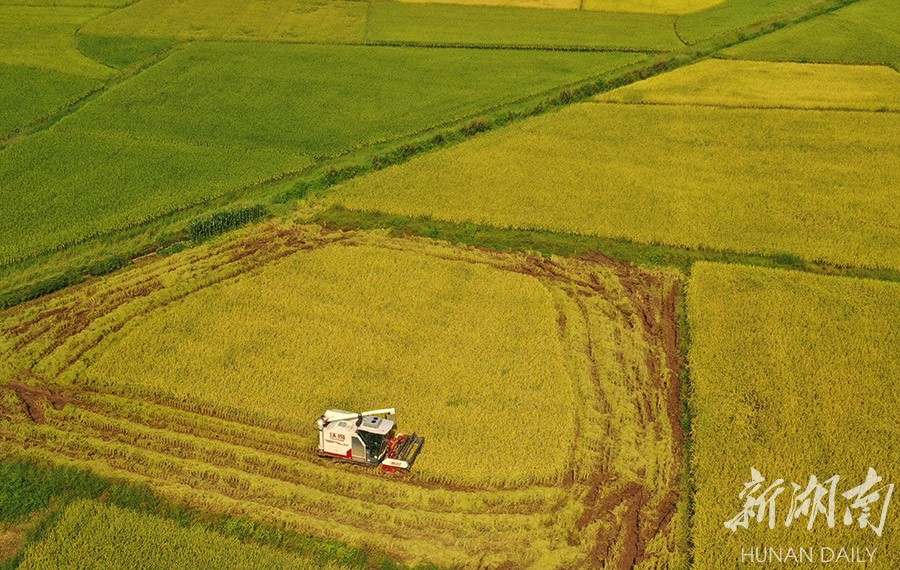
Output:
[0, 223, 685, 568]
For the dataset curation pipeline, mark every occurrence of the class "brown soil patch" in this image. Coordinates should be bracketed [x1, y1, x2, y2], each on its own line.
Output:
[0, 527, 24, 561]
[8, 373, 77, 423]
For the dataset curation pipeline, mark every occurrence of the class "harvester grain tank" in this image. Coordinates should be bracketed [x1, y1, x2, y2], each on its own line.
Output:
[316, 408, 425, 473]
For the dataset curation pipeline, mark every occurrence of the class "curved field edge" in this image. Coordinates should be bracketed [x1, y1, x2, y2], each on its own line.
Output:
[0, 6, 116, 79]
[0, 459, 405, 570]
[1, 223, 686, 568]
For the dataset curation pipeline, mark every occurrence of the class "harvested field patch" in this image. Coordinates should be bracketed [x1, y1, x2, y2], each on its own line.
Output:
[0, 223, 686, 567]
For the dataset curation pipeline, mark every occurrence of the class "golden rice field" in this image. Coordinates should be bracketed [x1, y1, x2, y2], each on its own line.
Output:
[82, 242, 573, 486]
[399, 0, 581, 10]
[597, 58, 900, 111]
[687, 263, 900, 569]
[0, 6, 115, 79]
[334, 101, 900, 271]
[581, 0, 722, 14]
[81, 0, 368, 44]
[18, 500, 332, 570]
[398, 0, 722, 14]
[0, 223, 686, 568]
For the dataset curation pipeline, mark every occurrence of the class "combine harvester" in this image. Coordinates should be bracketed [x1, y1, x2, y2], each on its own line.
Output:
[316, 408, 425, 473]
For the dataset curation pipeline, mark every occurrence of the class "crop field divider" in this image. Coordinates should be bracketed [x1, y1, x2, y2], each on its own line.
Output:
[312, 207, 900, 283]
[361, 40, 666, 53]
[1, 36, 184, 150]
[590, 98, 900, 114]
[0, 0, 866, 310]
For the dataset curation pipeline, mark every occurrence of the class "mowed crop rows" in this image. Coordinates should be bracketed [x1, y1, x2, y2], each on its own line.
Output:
[18, 500, 333, 570]
[687, 263, 900, 569]
[0, 223, 686, 567]
[334, 59, 900, 271]
[79, 242, 575, 486]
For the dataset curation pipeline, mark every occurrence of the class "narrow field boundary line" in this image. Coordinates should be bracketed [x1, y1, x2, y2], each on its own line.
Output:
[712, 54, 900, 71]
[676, 0, 861, 47]
[0, 81, 100, 149]
[0, 160, 318, 270]
[316, 53, 651, 163]
[148, 33, 672, 54]
[674, 288, 696, 569]
[0, 40, 185, 148]
[362, 39, 667, 53]
[0, 3, 120, 10]
[313, 207, 900, 284]
[588, 99, 900, 114]
[362, 0, 373, 43]
[672, 15, 687, 46]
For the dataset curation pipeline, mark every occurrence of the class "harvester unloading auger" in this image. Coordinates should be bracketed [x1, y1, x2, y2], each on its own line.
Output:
[316, 408, 425, 473]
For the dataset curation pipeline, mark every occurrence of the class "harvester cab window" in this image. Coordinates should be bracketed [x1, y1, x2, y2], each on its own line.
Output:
[358, 430, 386, 461]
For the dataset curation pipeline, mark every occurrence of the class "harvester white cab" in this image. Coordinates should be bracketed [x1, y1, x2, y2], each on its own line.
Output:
[316, 408, 425, 473]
